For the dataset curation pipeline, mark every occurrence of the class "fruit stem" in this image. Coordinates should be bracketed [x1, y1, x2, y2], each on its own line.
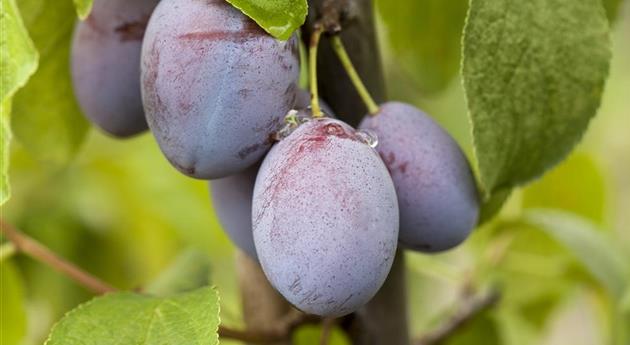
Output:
[309, 26, 324, 118]
[330, 35, 380, 115]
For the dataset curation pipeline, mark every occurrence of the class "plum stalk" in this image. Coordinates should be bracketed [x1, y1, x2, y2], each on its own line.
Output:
[309, 25, 325, 118]
[330, 36, 380, 115]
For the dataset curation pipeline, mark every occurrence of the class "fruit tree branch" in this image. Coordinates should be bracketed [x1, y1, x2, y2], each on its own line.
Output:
[0, 219, 116, 294]
[414, 290, 501, 345]
[0, 219, 320, 344]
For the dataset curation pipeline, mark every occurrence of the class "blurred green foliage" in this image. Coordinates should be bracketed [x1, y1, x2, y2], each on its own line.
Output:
[1, 1, 629, 345]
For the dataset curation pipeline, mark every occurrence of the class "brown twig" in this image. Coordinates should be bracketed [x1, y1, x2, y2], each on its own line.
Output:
[320, 318, 337, 345]
[0, 219, 321, 344]
[414, 290, 501, 345]
[0, 219, 116, 294]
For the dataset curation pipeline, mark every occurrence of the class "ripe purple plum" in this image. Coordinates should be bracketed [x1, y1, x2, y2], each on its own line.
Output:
[209, 165, 258, 260]
[141, 0, 300, 179]
[253, 118, 399, 317]
[359, 102, 480, 252]
[71, 0, 159, 137]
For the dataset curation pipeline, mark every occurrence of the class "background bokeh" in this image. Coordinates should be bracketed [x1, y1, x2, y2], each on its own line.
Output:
[1, 2, 629, 345]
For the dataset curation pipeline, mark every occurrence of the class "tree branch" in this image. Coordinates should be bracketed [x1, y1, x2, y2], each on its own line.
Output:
[414, 290, 501, 345]
[0, 219, 321, 344]
[0, 219, 116, 294]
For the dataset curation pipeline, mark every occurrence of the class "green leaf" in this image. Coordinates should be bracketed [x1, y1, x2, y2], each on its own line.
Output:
[146, 249, 213, 296]
[0, 0, 38, 101]
[523, 209, 629, 298]
[45, 287, 220, 345]
[376, 0, 468, 93]
[0, 262, 27, 345]
[72, 0, 93, 19]
[0, 0, 39, 205]
[12, 0, 89, 165]
[225, 0, 307, 40]
[445, 312, 500, 345]
[603, 0, 624, 22]
[478, 187, 511, 224]
[523, 152, 606, 223]
[1, 99, 12, 205]
[462, 0, 612, 197]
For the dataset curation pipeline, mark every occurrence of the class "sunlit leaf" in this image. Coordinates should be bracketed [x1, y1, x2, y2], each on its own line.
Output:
[45, 287, 220, 345]
[146, 249, 213, 296]
[603, 0, 624, 22]
[13, 0, 89, 165]
[1, 100, 13, 204]
[376, 0, 468, 93]
[463, 0, 611, 198]
[0, 262, 27, 345]
[523, 152, 606, 223]
[0, 0, 38, 205]
[523, 209, 629, 298]
[72, 0, 93, 19]
[225, 0, 307, 40]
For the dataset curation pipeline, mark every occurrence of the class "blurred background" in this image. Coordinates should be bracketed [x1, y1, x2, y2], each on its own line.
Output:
[1, 2, 628, 345]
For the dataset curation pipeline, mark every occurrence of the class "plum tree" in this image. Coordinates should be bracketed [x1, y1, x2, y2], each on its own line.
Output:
[252, 118, 399, 317]
[360, 102, 479, 252]
[209, 165, 258, 260]
[71, 0, 159, 137]
[141, 0, 300, 179]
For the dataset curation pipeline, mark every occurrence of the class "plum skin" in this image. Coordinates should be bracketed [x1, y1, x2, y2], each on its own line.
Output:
[253, 118, 399, 317]
[209, 165, 258, 260]
[360, 102, 480, 252]
[71, 0, 159, 137]
[141, 0, 300, 179]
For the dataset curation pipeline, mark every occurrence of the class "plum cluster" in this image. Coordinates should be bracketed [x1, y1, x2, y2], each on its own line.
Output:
[71, 0, 479, 317]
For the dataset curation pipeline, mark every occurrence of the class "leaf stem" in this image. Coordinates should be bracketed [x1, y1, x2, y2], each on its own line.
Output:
[0, 242, 17, 262]
[309, 25, 324, 118]
[0, 219, 116, 294]
[330, 35, 380, 115]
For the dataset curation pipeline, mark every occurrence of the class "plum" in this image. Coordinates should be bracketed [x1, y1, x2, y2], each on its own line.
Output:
[71, 0, 159, 137]
[359, 102, 479, 252]
[141, 0, 300, 179]
[253, 118, 399, 317]
[209, 165, 258, 260]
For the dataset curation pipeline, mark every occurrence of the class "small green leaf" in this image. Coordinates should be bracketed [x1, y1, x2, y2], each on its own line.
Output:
[146, 249, 213, 296]
[12, 0, 89, 165]
[376, 0, 468, 92]
[45, 287, 220, 345]
[523, 209, 629, 298]
[72, 0, 93, 19]
[225, 0, 307, 40]
[523, 152, 606, 223]
[463, 0, 611, 197]
[0, 0, 39, 205]
[0, 262, 27, 345]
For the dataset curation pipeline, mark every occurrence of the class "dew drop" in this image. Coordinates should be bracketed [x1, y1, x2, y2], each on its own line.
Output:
[356, 129, 378, 148]
[274, 110, 313, 141]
